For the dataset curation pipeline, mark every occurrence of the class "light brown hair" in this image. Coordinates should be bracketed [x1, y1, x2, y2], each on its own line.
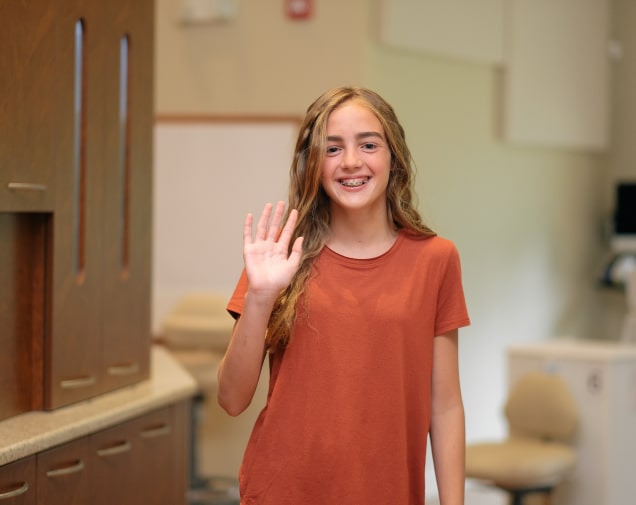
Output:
[266, 86, 435, 350]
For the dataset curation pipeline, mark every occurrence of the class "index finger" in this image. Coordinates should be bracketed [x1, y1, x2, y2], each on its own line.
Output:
[243, 212, 255, 245]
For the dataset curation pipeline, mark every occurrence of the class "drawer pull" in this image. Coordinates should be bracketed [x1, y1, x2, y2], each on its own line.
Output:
[140, 424, 171, 439]
[107, 362, 139, 376]
[7, 182, 47, 192]
[60, 375, 96, 389]
[0, 482, 29, 500]
[46, 460, 85, 478]
[96, 440, 131, 457]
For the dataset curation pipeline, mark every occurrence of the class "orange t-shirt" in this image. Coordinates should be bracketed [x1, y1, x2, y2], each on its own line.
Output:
[227, 232, 470, 505]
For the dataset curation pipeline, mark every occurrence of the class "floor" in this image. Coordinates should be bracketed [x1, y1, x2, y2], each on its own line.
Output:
[428, 486, 509, 504]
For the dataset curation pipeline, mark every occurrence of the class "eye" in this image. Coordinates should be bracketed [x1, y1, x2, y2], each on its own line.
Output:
[326, 145, 341, 156]
[361, 142, 378, 151]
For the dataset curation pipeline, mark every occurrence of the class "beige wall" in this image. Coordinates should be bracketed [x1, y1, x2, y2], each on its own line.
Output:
[155, 0, 370, 115]
[153, 0, 635, 495]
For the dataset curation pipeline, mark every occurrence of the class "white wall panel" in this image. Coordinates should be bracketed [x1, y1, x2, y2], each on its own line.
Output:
[378, 0, 505, 65]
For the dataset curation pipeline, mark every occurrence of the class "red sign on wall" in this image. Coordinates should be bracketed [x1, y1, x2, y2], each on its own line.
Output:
[286, 0, 313, 20]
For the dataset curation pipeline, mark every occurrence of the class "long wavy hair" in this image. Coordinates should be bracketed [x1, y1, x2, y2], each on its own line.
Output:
[265, 86, 436, 350]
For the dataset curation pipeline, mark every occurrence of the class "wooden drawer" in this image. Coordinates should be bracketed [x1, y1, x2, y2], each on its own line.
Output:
[0, 457, 36, 504]
[36, 438, 90, 505]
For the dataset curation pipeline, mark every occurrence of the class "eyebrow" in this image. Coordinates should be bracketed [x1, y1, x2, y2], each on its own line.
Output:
[326, 131, 384, 142]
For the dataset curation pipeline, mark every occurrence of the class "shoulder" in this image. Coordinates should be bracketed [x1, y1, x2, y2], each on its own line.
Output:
[400, 232, 459, 258]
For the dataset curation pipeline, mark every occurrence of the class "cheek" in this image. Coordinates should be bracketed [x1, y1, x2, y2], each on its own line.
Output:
[319, 166, 331, 192]
[320, 159, 337, 181]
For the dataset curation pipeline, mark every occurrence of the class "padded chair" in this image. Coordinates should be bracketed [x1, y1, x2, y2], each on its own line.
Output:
[465, 371, 579, 505]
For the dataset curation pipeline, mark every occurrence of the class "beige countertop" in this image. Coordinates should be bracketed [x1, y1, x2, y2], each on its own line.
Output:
[0, 345, 198, 466]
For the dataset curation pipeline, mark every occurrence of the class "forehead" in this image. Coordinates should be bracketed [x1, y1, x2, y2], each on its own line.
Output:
[326, 100, 384, 133]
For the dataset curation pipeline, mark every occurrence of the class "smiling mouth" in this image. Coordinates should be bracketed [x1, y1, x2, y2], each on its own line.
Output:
[339, 177, 369, 188]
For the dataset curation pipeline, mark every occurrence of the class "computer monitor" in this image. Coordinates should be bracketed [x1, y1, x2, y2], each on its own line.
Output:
[610, 182, 636, 253]
[612, 182, 636, 253]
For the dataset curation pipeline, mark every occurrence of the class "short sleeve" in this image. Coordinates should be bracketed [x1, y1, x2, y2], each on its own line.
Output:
[434, 243, 470, 336]
[226, 269, 248, 319]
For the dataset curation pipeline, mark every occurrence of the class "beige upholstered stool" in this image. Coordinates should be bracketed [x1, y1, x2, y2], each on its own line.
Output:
[466, 371, 579, 505]
[161, 292, 234, 353]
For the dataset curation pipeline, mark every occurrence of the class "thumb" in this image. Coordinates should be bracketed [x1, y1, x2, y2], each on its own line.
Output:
[288, 236, 304, 267]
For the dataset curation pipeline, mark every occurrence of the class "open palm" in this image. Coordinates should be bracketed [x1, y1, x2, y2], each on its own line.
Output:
[243, 201, 304, 299]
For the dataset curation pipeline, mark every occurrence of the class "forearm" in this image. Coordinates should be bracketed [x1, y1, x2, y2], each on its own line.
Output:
[217, 291, 274, 416]
[430, 403, 466, 505]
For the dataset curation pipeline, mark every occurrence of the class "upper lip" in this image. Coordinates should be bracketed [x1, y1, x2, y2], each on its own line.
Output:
[338, 176, 370, 182]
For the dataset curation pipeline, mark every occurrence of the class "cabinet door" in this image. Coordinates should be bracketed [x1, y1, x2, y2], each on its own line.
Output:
[0, 457, 36, 505]
[90, 419, 137, 505]
[0, 0, 61, 212]
[36, 438, 90, 505]
[99, 0, 153, 394]
[129, 404, 190, 505]
[45, 0, 104, 409]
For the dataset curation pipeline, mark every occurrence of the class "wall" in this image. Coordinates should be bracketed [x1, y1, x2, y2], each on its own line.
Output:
[152, 0, 634, 496]
[153, 120, 296, 325]
[155, 0, 369, 115]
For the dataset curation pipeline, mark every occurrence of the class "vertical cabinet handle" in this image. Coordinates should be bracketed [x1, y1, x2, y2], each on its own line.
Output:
[0, 482, 29, 500]
[46, 460, 85, 478]
[96, 440, 132, 457]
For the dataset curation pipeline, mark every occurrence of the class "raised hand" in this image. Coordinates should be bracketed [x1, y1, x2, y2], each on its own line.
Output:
[243, 201, 304, 300]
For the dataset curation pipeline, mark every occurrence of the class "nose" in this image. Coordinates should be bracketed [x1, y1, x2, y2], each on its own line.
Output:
[340, 150, 362, 169]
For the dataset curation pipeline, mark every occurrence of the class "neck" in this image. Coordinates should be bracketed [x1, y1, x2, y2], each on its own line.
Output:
[326, 207, 398, 259]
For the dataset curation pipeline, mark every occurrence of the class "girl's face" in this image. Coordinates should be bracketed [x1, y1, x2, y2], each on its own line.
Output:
[320, 101, 392, 217]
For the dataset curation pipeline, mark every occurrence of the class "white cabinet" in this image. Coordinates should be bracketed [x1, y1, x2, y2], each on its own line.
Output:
[508, 340, 636, 505]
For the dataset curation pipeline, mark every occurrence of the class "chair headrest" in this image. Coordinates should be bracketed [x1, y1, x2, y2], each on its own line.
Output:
[505, 371, 579, 441]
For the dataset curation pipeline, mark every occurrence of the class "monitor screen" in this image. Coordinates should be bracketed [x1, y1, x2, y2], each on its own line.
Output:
[615, 182, 636, 234]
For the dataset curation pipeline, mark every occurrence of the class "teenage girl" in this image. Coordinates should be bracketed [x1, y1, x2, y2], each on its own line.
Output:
[218, 86, 470, 505]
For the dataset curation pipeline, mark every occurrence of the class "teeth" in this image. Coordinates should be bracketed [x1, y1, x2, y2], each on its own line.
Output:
[340, 178, 368, 187]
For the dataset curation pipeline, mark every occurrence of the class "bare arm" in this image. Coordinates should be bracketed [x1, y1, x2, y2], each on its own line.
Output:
[217, 202, 303, 416]
[430, 329, 465, 505]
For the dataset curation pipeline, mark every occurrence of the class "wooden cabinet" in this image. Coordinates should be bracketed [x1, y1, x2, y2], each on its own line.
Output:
[0, 0, 60, 212]
[0, 0, 154, 417]
[0, 2, 178, 495]
[46, 0, 154, 409]
[91, 404, 189, 505]
[0, 403, 190, 505]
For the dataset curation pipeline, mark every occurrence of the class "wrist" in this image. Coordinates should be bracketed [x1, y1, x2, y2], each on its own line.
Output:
[244, 289, 279, 313]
